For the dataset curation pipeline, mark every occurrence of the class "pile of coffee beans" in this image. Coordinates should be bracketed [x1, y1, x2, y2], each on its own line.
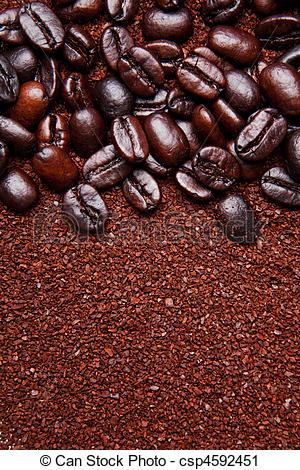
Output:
[1, 0, 300, 243]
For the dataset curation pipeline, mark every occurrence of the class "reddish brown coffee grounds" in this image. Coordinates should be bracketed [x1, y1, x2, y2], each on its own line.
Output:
[0, 0, 299, 450]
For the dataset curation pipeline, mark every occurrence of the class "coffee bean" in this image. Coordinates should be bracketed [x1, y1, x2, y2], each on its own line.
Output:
[286, 130, 300, 182]
[176, 120, 201, 157]
[134, 89, 168, 120]
[261, 167, 300, 207]
[34, 55, 60, 100]
[83, 144, 132, 189]
[218, 194, 258, 244]
[167, 88, 195, 120]
[253, 0, 279, 16]
[144, 112, 190, 166]
[193, 46, 234, 72]
[100, 26, 134, 71]
[37, 114, 70, 151]
[175, 161, 213, 201]
[227, 140, 264, 182]
[118, 46, 164, 97]
[177, 55, 225, 100]
[122, 169, 161, 212]
[156, 0, 184, 10]
[63, 183, 108, 234]
[256, 14, 300, 50]
[203, 0, 245, 26]
[209, 98, 245, 136]
[208, 26, 261, 65]
[0, 168, 38, 212]
[145, 40, 183, 77]
[62, 72, 93, 110]
[223, 69, 261, 115]
[142, 7, 193, 43]
[106, 0, 137, 23]
[111, 115, 149, 163]
[0, 54, 19, 105]
[260, 63, 300, 117]
[5, 46, 38, 83]
[245, 59, 268, 82]
[0, 141, 9, 177]
[19, 2, 65, 53]
[63, 25, 96, 71]
[9, 81, 49, 129]
[277, 44, 300, 69]
[0, 115, 36, 156]
[143, 154, 173, 178]
[192, 146, 240, 191]
[0, 8, 26, 46]
[192, 105, 226, 148]
[70, 107, 106, 157]
[93, 76, 134, 121]
[57, 0, 103, 23]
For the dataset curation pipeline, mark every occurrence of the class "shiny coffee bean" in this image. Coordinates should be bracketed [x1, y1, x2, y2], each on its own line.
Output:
[193, 146, 240, 191]
[218, 194, 258, 244]
[142, 7, 193, 43]
[63, 25, 96, 71]
[32, 146, 79, 192]
[37, 114, 70, 151]
[144, 112, 190, 166]
[156, 0, 184, 10]
[9, 81, 49, 129]
[192, 105, 226, 148]
[176, 120, 201, 157]
[143, 154, 173, 178]
[167, 88, 195, 120]
[260, 63, 300, 117]
[63, 184, 108, 234]
[177, 55, 225, 100]
[261, 167, 300, 207]
[245, 59, 268, 82]
[134, 89, 168, 120]
[256, 14, 300, 50]
[111, 116, 149, 163]
[277, 44, 300, 69]
[57, 0, 103, 23]
[83, 144, 132, 189]
[203, 0, 245, 26]
[193, 46, 234, 72]
[5, 47, 37, 83]
[227, 140, 264, 182]
[34, 56, 60, 100]
[223, 69, 261, 115]
[118, 47, 165, 97]
[70, 107, 106, 157]
[0, 116, 36, 156]
[93, 76, 134, 121]
[235, 108, 287, 162]
[0, 168, 38, 212]
[253, 0, 279, 16]
[286, 130, 300, 182]
[145, 40, 183, 77]
[0, 141, 9, 177]
[210, 98, 245, 136]
[0, 8, 26, 46]
[106, 0, 137, 23]
[122, 169, 161, 212]
[175, 161, 213, 202]
[62, 72, 93, 110]
[19, 2, 65, 53]
[209, 26, 261, 65]
[0, 55, 19, 105]
[100, 26, 134, 71]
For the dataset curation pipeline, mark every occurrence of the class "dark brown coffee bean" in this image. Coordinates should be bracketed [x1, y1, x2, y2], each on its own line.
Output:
[208, 26, 261, 65]
[93, 76, 134, 121]
[145, 40, 183, 77]
[193, 46, 234, 72]
[62, 72, 93, 110]
[261, 167, 300, 207]
[5, 46, 38, 83]
[167, 88, 196, 119]
[57, 0, 103, 23]
[286, 130, 300, 182]
[176, 161, 213, 201]
[118, 47, 164, 97]
[0, 141, 9, 177]
[83, 144, 132, 189]
[218, 194, 258, 244]
[142, 7, 193, 43]
[277, 44, 300, 69]
[210, 98, 245, 136]
[9, 81, 49, 129]
[0, 168, 38, 212]
[176, 120, 201, 157]
[235, 108, 287, 162]
[253, 0, 279, 16]
[111, 116, 149, 163]
[100, 26, 134, 71]
[37, 114, 70, 151]
[144, 112, 190, 166]
[256, 14, 300, 50]
[134, 89, 168, 120]
[192, 105, 226, 148]
[227, 140, 264, 182]
[177, 55, 225, 100]
[70, 107, 106, 157]
[143, 154, 173, 178]
[0, 115, 36, 156]
[63, 183, 108, 234]
[19, 2, 65, 53]
[106, 0, 137, 23]
[193, 146, 240, 191]
[63, 24, 96, 71]
[156, 0, 184, 10]
[223, 69, 261, 115]
[0, 8, 26, 46]
[34, 55, 60, 100]
[0, 54, 19, 105]
[122, 169, 161, 212]
[203, 0, 245, 26]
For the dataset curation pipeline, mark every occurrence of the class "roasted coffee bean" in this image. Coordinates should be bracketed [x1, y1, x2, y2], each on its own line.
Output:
[63, 25, 96, 70]
[142, 7, 193, 43]
[0, 141, 9, 177]
[118, 47, 164, 97]
[175, 161, 213, 202]
[93, 76, 134, 121]
[167, 88, 195, 120]
[143, 154, 173, 178]
[156, 0, 184, 10]
[256, 14, 300, 50]
[0, 55, 19, 105]
[209, 26, 261, 65]
[0, 168, 38, 212]
[253, 0, 279, 16]
[145, 40, 183, 77]
[193, 46, 234, 72]
[5, 46, 38, 83]
[286, 130, 300, 182]
[0, 115, 36, 156]
[111, 116, 149, 163]
[34, 56, 60, 100]
[192, 105, 226, 148]
[223, 69, 261, 115]
[83, 144, 132, 189]
[19, 2, 65, 53]
[176, 120, 201, 157]
[134, 89, 168, 120]
[63, 184, 108, 234]
[0, 8, 26, 46]
[144, 112, 190, 166]
[245, 59, 268, 82]
[235, 108, 287, 162]
[62, 72, 92, 110]
[227, 140, 264, 182]
[32, 146, 79, 192]
[106, 0, 137, 23]
[177, 55, 225, 100]
[100, 26, 134, 71]
[58, 0, 103, 23]
[192, 146, 240, 191]
[260, 63, 300, 117]
[203, 0, 245, 26]
[70, 107, 106, 157]
[37, 114, 70, 151]
[277, 44, 300, 69]
[261, 167, 300, 207]
[218, 194, 258, 244]
[122, 169, 161, 212]
[210, 98, 245, 136]
[9, 81, 49, 129]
